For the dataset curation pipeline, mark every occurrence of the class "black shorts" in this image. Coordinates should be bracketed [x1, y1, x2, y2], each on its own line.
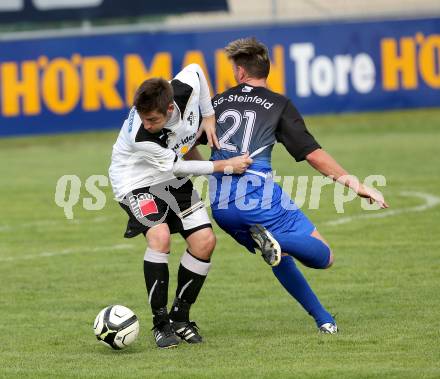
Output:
[119, 178, 211, 239]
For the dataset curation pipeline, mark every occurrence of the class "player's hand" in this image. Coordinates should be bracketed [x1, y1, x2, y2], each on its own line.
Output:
[357, 184, 389, 208]
[199, 115, 220, 150]
[225, 152, 253, 174]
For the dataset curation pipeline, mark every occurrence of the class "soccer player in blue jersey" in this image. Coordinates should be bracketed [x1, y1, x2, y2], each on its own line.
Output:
[209, 38, 388, 333]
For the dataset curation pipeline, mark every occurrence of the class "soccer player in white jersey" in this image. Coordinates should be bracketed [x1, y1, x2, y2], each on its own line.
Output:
[109, 64, 252, 348]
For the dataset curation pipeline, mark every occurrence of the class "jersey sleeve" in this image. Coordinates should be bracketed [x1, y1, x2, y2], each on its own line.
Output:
[133, 141, 177, 172]
[275, 100, 321, 161]
[174, 64, 214, 117]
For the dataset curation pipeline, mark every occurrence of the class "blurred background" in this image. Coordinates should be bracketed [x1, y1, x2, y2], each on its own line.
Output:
[0, 0, 439, 136]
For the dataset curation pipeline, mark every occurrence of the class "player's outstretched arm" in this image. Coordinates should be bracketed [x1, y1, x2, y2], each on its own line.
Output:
[213, 153, 253, 174]
[173, 153, 252, 176]
[305, 148, 389, 208]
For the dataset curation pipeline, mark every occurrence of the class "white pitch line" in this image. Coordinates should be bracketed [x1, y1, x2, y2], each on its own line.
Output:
[0, 243, 134, 263]
[1, 190, 439, 239]
[0, 215, 115, 233]
[0, 219, 67, 232]
[323, 191, 440, 226]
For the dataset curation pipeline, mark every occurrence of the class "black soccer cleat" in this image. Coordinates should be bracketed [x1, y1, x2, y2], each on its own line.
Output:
[151, 321, 180, 349]
[172, 321, 203, 344]
[249, 224, 282, 267]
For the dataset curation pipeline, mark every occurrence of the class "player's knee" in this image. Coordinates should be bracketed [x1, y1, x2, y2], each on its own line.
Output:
[325, 250, 334, 268]
[208, 231, 217, 250]
[189, 229, 216, 260]
[146, 227, 171, 252]
[199, 231, 216, 257]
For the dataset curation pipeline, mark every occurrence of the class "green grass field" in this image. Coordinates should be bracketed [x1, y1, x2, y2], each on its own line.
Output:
[1, 108, 439, 378]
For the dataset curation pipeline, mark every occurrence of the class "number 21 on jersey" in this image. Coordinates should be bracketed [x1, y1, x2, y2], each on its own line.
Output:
[217, 109, 256, 153]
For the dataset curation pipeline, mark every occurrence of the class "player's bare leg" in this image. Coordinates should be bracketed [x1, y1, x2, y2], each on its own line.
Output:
[185, 227, 216, 260]
[146, 223, 171, 252]
[170, 227, 216, 343]
[144, 224, 180, 348]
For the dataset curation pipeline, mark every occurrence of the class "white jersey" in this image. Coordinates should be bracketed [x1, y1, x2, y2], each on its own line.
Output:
[109, 64, 214, 201]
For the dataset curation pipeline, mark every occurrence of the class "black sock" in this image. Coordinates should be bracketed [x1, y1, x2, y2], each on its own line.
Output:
[143, 249, 170, 325]
[170, 250, 211, 322]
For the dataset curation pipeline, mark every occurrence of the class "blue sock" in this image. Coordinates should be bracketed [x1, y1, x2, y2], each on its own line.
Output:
[272, 255, 334, 327]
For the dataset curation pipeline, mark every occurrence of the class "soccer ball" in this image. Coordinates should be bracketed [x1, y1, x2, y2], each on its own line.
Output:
[93, 305, 140, 350]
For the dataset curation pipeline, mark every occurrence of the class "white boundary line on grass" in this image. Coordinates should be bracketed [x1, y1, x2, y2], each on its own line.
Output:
[323, 191, 440, 226]
[1, 191, 439, 262]
[0, 215, 113, 232]
[0, 243, 134, 263]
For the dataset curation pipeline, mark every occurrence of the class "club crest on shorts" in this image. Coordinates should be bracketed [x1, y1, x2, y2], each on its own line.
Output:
[128, 193, 158, 218]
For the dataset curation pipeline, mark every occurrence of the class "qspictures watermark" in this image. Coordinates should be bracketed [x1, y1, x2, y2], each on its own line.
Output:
[54, 172, 386, 220]
[54, 174, 108, 219]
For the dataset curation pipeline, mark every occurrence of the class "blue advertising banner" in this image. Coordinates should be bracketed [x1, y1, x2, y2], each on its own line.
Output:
[0, 17, 439, 136]
[0, 0, 228, 23]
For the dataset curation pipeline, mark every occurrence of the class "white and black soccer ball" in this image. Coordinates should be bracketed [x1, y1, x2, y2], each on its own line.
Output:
[93, 305, 139, 350]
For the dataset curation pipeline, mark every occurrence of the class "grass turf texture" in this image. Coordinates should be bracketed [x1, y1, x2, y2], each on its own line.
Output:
[1, 108, 439, 378]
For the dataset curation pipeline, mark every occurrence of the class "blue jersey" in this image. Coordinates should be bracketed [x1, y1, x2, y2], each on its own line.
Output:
[210, 83, 321, 208]
[208, 83, 330, 269]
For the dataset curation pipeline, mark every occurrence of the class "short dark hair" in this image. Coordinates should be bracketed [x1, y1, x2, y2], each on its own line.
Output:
[133, 78, 173, 115]
[225, 37, 270, 79]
